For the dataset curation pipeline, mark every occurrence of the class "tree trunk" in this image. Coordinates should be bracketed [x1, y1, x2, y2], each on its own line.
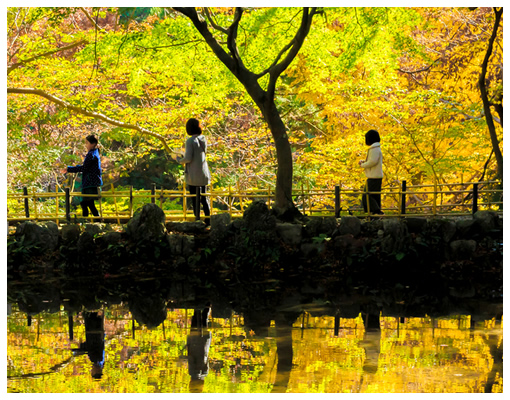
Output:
[479, 7, 503, 181]
[256, 100, 296, 215]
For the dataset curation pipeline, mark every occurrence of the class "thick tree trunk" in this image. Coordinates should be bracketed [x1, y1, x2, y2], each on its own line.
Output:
[173, 8, 316, 217]
[257, 101, 296, 215]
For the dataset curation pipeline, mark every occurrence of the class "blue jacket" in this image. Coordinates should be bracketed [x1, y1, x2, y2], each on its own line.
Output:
[67, 148, 102, 188]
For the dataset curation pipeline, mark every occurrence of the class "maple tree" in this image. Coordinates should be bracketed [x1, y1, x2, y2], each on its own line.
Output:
[7, 7, 503, 211]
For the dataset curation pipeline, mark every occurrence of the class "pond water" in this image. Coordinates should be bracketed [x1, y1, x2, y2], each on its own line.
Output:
[7, 301, 503, 393]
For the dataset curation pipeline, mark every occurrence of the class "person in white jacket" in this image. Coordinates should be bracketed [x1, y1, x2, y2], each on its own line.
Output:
[177, 118, 211, 224]
[359, 130, 383, 214]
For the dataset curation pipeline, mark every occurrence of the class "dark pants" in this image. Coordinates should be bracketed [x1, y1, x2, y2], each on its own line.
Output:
[362, 179, 383, 214]
[81, 187, 100, 219]
[188, 185, 210, 220]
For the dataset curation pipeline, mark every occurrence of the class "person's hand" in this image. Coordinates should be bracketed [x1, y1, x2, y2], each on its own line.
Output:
[358, 160, 364, 166]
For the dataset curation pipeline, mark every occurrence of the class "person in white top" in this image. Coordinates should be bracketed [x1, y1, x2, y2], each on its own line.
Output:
[359, 130, 383, 214]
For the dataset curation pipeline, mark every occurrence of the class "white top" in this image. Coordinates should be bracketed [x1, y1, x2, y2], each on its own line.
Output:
[360, 142, 383, 179]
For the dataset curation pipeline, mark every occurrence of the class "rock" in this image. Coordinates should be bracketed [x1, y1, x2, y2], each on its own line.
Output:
[166, 221, 207, 234]
[427, 219, 457, 242]
[211, 213, 231, 232]
[474, 211, 500, 234]
[61, 224, 81, 244]
[167, 233, 195, 257]
[362, 219, 384, 235]
[77, 231, 95, 255]
[338, 216, 361, 236]
[99, 231, 122, 246]
[405, 217, 427, 234]
[304, 217, 338, 238]
[450, 239, 477, 259]
[243, 201, 276, 232]
[125, 203, 166, 242]
[455, 219, 477, 239]
[83, 223, 102, 237]
[167, 234, 183, 255]
[300, 242, 324, 258]
[182, 235, 195, 257]
[334, 234, 365, 256]
[381, 219, 409, 254]
[15, 221, 59, 253]
[276, 223, 302, 246]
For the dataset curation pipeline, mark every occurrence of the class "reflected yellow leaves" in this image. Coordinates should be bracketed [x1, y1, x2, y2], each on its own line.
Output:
[7, 307, 503, 393]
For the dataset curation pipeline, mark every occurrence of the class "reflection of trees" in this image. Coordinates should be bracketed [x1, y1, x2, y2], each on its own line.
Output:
[242, 308, 299, 393]
[271, 322, 293, 393]
[483, 334, 503, 393]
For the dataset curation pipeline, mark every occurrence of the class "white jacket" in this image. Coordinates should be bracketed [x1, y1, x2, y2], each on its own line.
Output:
[360, 142, 383, 179]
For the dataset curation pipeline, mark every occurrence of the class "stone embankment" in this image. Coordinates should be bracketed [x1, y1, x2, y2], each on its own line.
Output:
[9, 202, 501, 265]
[8, 202, 503, 311]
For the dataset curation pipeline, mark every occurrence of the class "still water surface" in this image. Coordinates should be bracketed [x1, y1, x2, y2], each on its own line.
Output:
[7, 304, 502, 393]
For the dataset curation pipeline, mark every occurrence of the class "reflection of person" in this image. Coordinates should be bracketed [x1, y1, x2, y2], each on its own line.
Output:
[72, 311, 105, 379]
[67, 135, 102, 221]
[186, 307, 211, 392]
[176, 118, 211, 225]
[359, 130, 383, 215]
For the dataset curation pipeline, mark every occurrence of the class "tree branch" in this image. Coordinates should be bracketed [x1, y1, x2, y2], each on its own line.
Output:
[80, 7, 102, 31]
[203, 7, 228, 34]
[7, 40, 89, 75]
[267, 8, 318, 99]
[172, 7, 237, 75]
[227, 7, 246, 72]
[7, 87, 172, 153]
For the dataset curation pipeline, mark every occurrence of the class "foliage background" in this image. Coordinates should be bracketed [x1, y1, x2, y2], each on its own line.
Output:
[7, 7, 502, 203]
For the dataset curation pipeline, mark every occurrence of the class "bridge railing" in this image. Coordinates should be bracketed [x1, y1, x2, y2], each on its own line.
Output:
[6, 180, 502, 224]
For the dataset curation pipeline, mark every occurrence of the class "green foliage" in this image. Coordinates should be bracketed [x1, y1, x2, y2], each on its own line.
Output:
[7, 7, 502, 199]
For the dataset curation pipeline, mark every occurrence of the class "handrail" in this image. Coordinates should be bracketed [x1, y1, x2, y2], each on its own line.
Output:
[6, 180, 502, 224]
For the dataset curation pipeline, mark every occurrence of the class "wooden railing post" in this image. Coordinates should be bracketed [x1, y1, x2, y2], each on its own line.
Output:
[151, 183, 156, 204]
[401, 180, 407, 215]
[23, 187, 30, 219]
[65, 188, 70, 222]
[195, 186, 201, 221]
[335, 185, 340, 218]
[129, 186, 133, 217]
[472, 183, 479, 215]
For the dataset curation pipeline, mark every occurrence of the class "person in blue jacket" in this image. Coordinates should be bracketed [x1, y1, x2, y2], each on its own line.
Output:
[67, 134, 102, 221]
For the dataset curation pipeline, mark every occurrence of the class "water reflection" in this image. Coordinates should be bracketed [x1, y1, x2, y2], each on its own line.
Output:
[7, 272, 503, 393]
[7, 302, 503, 393]
[187, 306, 212, 392]
[71, 312, 105, 379]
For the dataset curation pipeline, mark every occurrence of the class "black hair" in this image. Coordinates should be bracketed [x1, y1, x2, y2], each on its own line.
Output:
[186, 118, 202, 136]
[86, 134, 99, 145]
[365, 130, 380, 146]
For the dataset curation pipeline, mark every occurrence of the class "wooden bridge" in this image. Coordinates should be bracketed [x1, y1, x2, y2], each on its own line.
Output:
[6, 180, 502, 225]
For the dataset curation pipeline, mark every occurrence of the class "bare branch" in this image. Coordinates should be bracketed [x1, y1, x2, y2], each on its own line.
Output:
[266, 8, 318, 99]
[7, 87, 172, 153]
[80, 7, 102, 31]
[203, 7, 228, 34]
[7, 40, 89, 75]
